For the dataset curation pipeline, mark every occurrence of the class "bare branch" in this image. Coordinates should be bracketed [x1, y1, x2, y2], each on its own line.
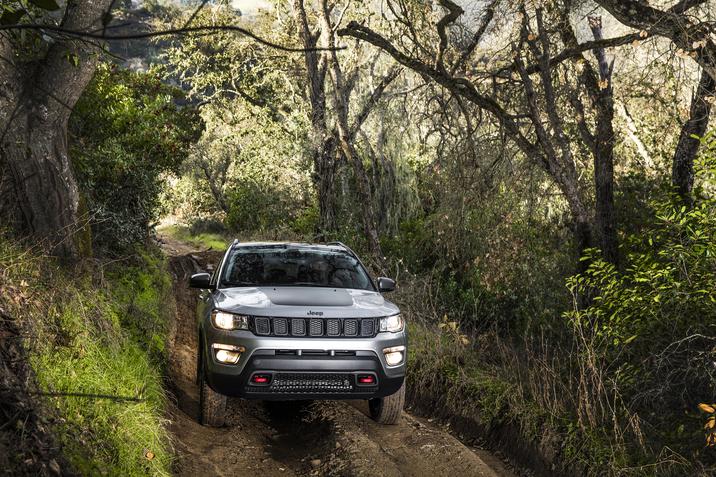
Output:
[350, 66, 403, 139]
[338, 21, 547, 170]
[450, 0, 496, 75]
[435, 0, 464, 70]
[669, 0, 709, 14]
[0, 23, 343, 53]
[594, 0, 716, 82]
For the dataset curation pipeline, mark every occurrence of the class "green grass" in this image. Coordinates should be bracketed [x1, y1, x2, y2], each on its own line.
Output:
[405, 317, 639, 475]
[158, 223, 230, 250]
[0, 238, 174, 476]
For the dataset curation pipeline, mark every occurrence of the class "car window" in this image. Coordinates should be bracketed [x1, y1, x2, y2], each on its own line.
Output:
[221, 247, 374, 291]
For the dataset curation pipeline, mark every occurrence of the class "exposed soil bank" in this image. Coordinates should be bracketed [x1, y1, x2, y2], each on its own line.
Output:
[407, 385, 576, 477]
[162, 246, 515, 477]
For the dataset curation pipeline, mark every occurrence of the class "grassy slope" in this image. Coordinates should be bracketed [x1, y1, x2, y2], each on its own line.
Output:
[394, 274, 619, 477]
[0, 238, 175, 476]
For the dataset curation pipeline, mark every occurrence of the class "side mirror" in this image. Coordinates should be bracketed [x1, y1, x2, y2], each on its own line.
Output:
[190, 272, 213, 289]
[377, 277, 396, 293]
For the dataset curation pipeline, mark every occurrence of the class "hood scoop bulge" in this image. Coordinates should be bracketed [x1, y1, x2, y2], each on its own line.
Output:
[263, 287, 354, 307]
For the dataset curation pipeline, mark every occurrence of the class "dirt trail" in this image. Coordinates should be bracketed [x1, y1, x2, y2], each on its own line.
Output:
[161, 238, 515, 477]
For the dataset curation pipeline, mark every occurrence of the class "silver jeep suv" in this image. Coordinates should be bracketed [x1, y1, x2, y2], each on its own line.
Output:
[189, 241, 407, 426]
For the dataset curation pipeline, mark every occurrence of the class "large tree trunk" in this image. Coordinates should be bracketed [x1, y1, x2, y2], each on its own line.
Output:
[2, 109, 80, 258]
[588, 16, 618, 265]
[293, 0, 337, 239]
[319, 0, 383, 258]
[672, 68, 715, 201]
[0, 0, 112, 258]
[314, 136, 337, 236]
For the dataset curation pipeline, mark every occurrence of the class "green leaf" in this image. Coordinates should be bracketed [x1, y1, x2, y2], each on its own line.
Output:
[28, 0, 61, 11]
[64, 52, 79, 67]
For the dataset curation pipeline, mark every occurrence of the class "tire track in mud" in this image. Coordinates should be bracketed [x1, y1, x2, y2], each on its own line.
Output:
[163, 244, 515, 477]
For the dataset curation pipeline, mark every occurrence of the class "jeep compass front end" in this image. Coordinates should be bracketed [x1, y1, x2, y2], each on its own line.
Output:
[190, 241, 407, 426]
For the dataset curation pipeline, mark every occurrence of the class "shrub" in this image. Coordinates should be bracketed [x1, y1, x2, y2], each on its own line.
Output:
[70, 63, 203, 253]
[566, 147, 716, 468]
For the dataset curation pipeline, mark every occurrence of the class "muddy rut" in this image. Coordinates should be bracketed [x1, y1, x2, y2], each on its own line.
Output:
[163, 244, 514, 477]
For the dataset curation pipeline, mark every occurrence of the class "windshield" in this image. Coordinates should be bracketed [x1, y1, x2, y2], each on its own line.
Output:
[220, 246, 375, 291]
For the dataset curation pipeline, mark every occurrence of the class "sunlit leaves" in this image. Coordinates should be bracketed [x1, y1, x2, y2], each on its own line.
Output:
[699, 404, 716, 447]
[566, 150, 716, 449]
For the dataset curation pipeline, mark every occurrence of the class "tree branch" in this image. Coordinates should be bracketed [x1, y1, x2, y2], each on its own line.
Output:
[350, 66, 402, 140]
[435, 0, 464, 71]
[338, 21, 547, 170]
[0, 23, 343, 53]
[594, 0, 716, 82]
[450, 0, 496, 75]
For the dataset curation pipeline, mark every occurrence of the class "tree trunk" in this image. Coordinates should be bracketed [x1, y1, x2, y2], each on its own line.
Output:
[589, 16, 619, 266]
[337, 136, 383, 257]
[0, 0, 112, 258]
[293, 0, 337, 240]
[314, 136, 337, 236]
[2, 108, 80, 258]
[319, 0, 383, 258]
[672, 68, 715, 201]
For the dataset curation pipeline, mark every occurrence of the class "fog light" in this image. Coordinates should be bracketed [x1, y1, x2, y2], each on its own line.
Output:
[357, 374, 376, 385]
[383, 345, 405, 366]
[251, 374, 271, 385]
[212, 344, 244, 364]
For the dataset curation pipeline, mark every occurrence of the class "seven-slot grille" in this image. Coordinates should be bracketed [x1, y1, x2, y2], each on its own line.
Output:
[251, 316, 377, 338]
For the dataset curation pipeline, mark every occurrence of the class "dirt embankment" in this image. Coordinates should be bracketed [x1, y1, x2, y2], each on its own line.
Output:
[163, 246, 515, 477]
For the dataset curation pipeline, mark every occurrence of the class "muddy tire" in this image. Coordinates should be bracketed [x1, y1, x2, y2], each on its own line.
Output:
[198, 349, 226, 427]
[369, 381, 405, 425]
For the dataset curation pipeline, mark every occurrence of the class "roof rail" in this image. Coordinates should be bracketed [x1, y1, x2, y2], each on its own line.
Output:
[326, 241, 347, 248]
[231, 238, 239, 247]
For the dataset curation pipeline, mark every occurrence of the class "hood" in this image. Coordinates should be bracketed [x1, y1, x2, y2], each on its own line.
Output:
[213, 286, 399, 318]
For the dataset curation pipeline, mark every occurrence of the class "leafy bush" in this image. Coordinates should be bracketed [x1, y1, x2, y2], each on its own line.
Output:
[70, 63, 202, 253]
[566, 147, 716, 467]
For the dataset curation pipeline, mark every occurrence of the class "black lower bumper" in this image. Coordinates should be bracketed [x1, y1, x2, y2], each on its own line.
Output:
[205, 352, 405, 400]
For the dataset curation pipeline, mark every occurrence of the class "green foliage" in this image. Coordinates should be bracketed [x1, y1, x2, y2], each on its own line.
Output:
[0, 238, 174, 476]
[158, 223, 229, 251]
[565, 147, 716, 467]
[224, 175, 306, 233]
[70, 63, 203, 253]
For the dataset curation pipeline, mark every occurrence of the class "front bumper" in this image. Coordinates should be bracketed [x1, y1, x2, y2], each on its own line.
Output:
[201, 327, 407, 400]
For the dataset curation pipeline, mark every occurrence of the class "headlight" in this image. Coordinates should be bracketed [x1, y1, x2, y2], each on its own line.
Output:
[211, 311, 249, 330]
[379, 314, 404, 333]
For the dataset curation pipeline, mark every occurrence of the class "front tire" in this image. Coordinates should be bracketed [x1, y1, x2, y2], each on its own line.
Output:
[369, 381, 405, 425]
[198, 347, 226, 427]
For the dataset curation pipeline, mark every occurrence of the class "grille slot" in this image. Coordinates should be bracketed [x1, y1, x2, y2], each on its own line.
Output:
[343, 319, 358, 336]
[255, 317, 270, 335]
[273, 318, 288, 336]
[309, 319, 323, 336]
[360, 318, 374, 336]
[291, 318, 306, 336]
[326, 319, 340, 336]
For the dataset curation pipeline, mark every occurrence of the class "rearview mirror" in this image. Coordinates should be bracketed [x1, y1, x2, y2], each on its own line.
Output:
[190, 272, 213, 289]
[377, 277, 396, 293]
